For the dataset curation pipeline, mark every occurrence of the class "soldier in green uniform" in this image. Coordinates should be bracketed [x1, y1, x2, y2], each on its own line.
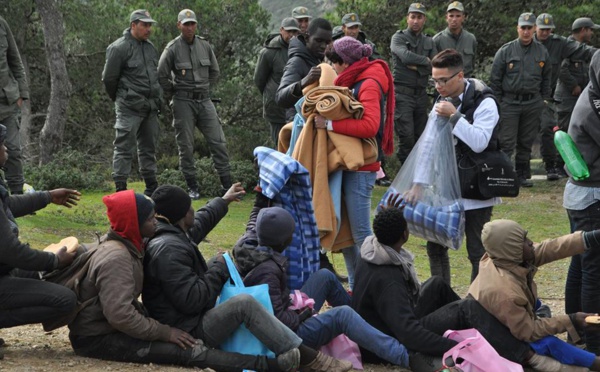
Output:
[292, 6, 312, 35]
[554, 17, 599, 176]
[102, 9, 162, 196]
[534, 13, 597, 181]
[433, 1, 477, 78]
[0, 16, 28, 195]
[254, 17, 299, 147]
[332, 13, 382, 60]
[158, 9, 232, 199]
[490, 13, 551, 188]
[390, 3, 438, 164]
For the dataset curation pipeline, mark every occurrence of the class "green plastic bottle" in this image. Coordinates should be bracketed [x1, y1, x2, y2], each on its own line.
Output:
[554, 126, 589, 181]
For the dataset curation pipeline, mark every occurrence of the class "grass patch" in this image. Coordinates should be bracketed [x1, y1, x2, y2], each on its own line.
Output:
[18, 179, 571, 300]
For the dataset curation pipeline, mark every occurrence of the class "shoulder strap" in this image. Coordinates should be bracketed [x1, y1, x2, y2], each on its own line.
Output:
[223, 252, 245, 287]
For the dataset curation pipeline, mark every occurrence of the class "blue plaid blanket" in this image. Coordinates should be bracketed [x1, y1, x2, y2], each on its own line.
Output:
[254, 146, 320, 289]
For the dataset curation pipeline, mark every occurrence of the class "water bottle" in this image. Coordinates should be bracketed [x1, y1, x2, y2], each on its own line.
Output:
[553, 126, 589, 181]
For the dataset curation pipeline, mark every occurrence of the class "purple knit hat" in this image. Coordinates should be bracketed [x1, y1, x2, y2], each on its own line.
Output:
[333, 36, 373, 64]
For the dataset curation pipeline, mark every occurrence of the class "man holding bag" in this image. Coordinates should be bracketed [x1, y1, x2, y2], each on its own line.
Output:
[142, 185, 352, 372]
[422, 49, 501, 284]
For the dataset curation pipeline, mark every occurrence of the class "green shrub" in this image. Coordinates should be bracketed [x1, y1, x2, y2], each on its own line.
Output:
[24, 148, 111, 191]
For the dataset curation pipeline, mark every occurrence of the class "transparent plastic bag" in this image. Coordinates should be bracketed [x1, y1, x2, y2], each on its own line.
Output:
[378, 112, 465, 250]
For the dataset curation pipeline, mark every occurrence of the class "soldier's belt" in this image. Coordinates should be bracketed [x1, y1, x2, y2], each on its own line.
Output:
[394, 85, 426, 95]
[175, 91, 210, 100]
[503, 93, 539, 102]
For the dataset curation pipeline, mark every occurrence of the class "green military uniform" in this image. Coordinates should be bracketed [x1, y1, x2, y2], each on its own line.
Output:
[0, 16, 28, 194]
[490, 13, 551, 185]
[534, 14, 597, 177]
[158, 10, 231, 194]
[390, 3, 437, 164]
[555, 34, 598, 129]
[433, 28, 477, 78]
[102, 10, 162, 195]
[254, 18, 299, 146]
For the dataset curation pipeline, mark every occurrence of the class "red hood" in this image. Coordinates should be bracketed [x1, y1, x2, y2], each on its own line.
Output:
[103, 190, 143, 252]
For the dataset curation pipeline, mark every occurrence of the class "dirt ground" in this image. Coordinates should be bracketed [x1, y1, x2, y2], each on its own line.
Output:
[0, 299, 565, 371]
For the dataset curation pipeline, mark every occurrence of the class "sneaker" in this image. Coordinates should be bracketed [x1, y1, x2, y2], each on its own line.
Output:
[188, 188, 201, 200]
[519, 177, 533, 188]
[536, 304, 552, 318]
[277, 348, 300, 372]
[557, 167, 568, 178]
[409, 351, 444, 372]
[376, 178, 392, 187]
[546, 168, 559, 181]
[300, 351, 353, 372]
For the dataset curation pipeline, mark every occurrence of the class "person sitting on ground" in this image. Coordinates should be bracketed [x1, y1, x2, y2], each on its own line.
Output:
[469, 219, 600, 371]
[0, 123, 80, 358]
[233, 197, 409, 367]
[351, 195, 569, 372]
[142, 184, 352, 372]
[67, 190, 214, 368]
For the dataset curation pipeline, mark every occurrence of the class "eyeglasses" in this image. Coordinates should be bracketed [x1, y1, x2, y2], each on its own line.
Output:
[430, 70, 461, 87]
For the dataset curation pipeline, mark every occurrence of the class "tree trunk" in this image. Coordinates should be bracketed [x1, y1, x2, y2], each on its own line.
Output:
[36, 0, 71, 165]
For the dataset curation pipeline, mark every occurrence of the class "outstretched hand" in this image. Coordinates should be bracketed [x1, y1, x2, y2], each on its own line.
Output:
[55, 246, 76, 269]
[49, 189, 81, 208]
[380, 192, 405, 210]
[168, 327, 198, 350]
[222, 182, 246, 204]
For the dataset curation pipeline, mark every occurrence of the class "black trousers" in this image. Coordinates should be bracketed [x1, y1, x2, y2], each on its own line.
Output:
[0, 273, 76, 329]
[70, 332, 270, 372]
[416, 277, 531, 363]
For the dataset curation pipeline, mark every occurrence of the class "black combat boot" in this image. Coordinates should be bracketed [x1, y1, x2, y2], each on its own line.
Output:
[219, 174, 233, 196]
[516, 165, 533, 188]
[186, 177, 200, 200]
[143, 177, 158, 197]
[115, 181, 127, 192]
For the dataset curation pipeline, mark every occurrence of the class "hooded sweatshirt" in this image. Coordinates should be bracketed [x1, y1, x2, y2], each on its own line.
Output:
[68, 190, 170, 342]
[468, 219, 584, 343]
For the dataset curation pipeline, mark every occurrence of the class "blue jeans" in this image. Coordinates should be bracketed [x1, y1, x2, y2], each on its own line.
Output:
[301, 269, 350, 311]
[566, 200, 600, 354]
[342, 171, 376, 289]
[296, 305, 409, 367]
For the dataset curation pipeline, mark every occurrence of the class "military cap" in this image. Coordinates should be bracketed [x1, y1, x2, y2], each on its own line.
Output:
[536, 13, 555, 29]
[178, 9, 197, 24]
[447, 1, 464, 12]
[281, 17, 300, 31]
[408, 3, 426, 15]
[130, 9, 156, 23]
[517, 13, 536, 27]
[572, 17, 600, 31]
[342, 13, 362, 27]
[292, 6, 311, 19]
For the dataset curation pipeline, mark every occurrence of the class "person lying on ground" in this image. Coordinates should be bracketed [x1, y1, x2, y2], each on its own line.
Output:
[142, 184, 352, 372]
[469, 219, 600, 371]
[232, 194, 409, 367]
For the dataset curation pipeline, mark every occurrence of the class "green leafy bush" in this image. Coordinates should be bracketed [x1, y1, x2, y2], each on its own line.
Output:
[24, 148, 111, 191]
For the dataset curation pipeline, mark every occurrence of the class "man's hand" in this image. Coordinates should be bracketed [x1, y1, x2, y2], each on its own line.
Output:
[222, 182, 245, 204]
[572, 85, 582, 97]
[403, 183, 424, 205]
[49, 189, 81, 208]
[55, 246, 76, 269]
[168, 327, 198, 350]
[380, 192, 405, 210]
[314, 114, 327, 129]
[434, 100, 457, 118]
[572, 312, 600, 332]
[300, 66, 322, 89]
[17, 97, 24, 108]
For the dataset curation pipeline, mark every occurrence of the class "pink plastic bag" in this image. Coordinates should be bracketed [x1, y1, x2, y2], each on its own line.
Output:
[443, 329, 523, 372]
[320, 334, 363, 370]
[287, 290, 315, 311]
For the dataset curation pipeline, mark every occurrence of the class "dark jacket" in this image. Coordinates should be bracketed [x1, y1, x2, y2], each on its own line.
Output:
[275, 34, 321, 121]
[102, 28, 162, 115]
[234, 244, 301, 331]
[0, 179, 56, 276]
[352, 258, 456, 360]
[142, 198, 230, 337]
[254, 34, 290, 124]
[554, 35, 597, 112]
